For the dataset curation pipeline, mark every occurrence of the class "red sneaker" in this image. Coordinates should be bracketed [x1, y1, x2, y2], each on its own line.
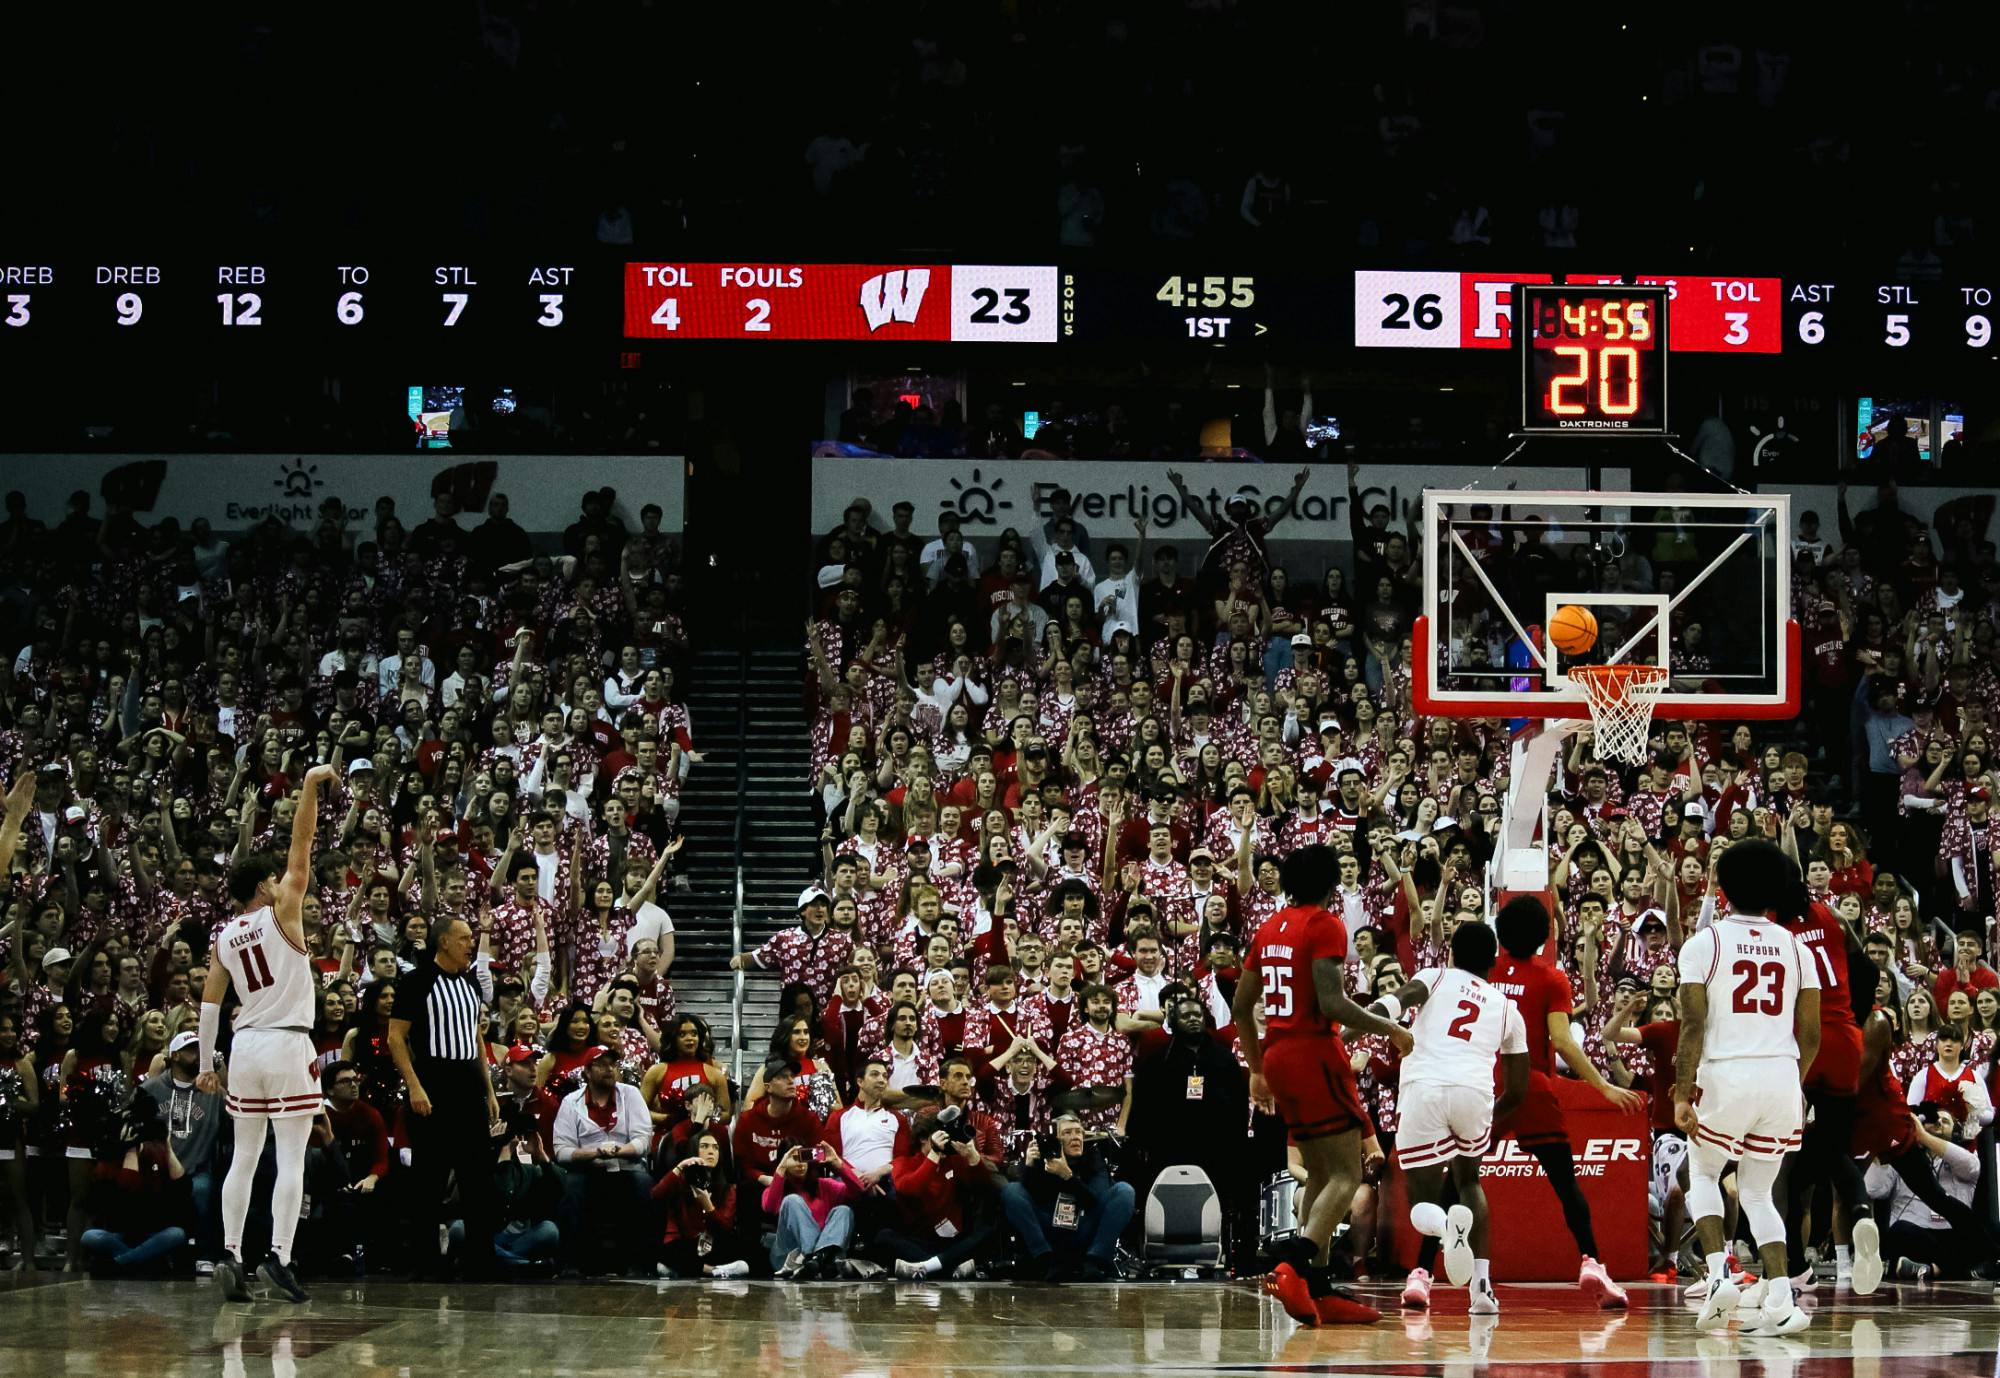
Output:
[1314, 1288, 1383, 1325]
[1270, 1263, 1320, 1326]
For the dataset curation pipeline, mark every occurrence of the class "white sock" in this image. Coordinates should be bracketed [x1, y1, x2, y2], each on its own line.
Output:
[1767, 1274, 1792, 1310]
[1473, 1259, 1491, 1286]
[1706, 1252, 1730, 1284]
[1836, 1244, 1852, 1268]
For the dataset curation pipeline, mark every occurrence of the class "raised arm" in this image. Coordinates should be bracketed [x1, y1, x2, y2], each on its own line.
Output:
[277, 762, 340, 946]
[1261, 467, 1313, 536]
[1164, 470, 1219, 535]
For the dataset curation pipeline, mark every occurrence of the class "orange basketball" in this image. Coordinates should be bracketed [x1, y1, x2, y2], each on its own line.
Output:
[1548, 604, 1598, 655]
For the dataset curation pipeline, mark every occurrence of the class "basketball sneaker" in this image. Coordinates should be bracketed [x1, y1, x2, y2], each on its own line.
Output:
[1468, 1277, 1499, 1316]
[1401, 1267, 1433, 1310]
[259, 1253, 309, 1304]
[1849, 1218, 1883, 1297]
[1269, 1262, 1320, 1326]
[1441, 1206, 1476, 1287]
[1694, 1275, 1740, 1332]
[1740, 1298, 1809, 1336]
[215, 1255, 253, 1304]
[1578, 1256, 1628, 1308]
[1312, 1287, 1382, 1325]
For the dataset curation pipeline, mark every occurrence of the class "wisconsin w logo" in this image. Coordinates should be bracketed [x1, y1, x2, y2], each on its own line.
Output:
[858, 269, 931, 331]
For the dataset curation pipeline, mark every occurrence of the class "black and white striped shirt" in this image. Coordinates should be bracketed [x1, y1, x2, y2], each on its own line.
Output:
[392, 960, 487, 1071]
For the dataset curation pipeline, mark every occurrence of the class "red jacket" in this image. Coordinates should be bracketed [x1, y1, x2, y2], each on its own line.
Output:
[730, 1101, 826, 1201]
[651, 1170, 737, 1243]
[891, 1145, 992, 1236]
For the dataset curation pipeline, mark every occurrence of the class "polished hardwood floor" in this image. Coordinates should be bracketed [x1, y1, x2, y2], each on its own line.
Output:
[0, 1271, 1993, 1377]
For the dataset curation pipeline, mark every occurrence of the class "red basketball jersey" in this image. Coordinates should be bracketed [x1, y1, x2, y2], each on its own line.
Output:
[1485, 952, 1573, 1077]
[1780, 899, 1858, 1029]
[1248, 903, 1349, 1040]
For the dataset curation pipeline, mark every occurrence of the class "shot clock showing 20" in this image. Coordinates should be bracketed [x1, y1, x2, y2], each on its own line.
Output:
[1517, 284, 1669, 435]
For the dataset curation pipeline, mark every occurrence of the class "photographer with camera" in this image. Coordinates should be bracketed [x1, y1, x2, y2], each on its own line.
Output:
[653, 1127, 750, 1279]
[882, 1093, 1001, 1279]
[763, 1138, 867, 1279]
[318, 1060, 389, 1273]
[79, 1093, 192, 1276]
[1000, 1112, 1135, 1282]
[449, 1105, 563, 1275]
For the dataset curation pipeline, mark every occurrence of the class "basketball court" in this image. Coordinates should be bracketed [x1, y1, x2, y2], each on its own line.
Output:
[0, 1273, 1991, 1376]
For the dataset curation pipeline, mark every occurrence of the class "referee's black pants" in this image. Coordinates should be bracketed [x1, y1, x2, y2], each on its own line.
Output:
[406, 1067, 500, 1279]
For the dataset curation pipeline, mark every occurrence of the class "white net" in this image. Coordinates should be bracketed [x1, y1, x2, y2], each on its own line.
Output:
[1569, 664, 1670, 766]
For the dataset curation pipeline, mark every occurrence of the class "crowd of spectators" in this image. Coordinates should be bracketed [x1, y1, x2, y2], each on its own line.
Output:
[0, 479, 705, 1280]
[784, 466, 2000, 1283]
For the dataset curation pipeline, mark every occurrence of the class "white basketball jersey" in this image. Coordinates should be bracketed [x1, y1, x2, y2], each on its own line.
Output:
[1676, 916, 1819, 1062]
[217, 904, 315, 1032]
[1401, 967, 1528, 1091]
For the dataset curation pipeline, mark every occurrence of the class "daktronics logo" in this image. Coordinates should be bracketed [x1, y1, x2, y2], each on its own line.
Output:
[1479, 1137, 1642, 1179]
[859, 269, 932, 331]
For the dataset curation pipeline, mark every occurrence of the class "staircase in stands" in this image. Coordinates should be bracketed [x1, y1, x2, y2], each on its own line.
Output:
[671, 644, 819, 1078]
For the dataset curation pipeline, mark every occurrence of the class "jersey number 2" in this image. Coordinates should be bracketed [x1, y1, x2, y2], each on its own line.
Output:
[240, 941, 276, 993]
[1445, 999, 1482, 1042]
[1730, 959, 1785, 1015]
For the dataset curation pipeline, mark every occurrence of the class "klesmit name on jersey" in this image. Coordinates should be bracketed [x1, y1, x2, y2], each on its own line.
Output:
[1262, 945, 1294, 960]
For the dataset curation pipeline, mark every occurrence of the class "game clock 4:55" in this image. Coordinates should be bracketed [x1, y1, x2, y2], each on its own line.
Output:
[1155, 274, 1256, 338]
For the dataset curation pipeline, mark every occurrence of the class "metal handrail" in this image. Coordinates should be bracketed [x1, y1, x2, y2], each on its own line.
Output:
[729, 632, 748, 1083]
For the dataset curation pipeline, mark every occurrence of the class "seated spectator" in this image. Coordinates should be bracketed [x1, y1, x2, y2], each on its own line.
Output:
[1865, 1107, 1983, 1280]
[999, 1112, 1135, 1281]
[652, 1127, 749, 1279]
[551, 1046, 656, 1274]
[730, 1062, 827, 1236]
[80, 1096, 190, 1276]
[138, 1031, 222, 1264]
[881, 1104, 1001, 1280]
[450, 1105, 562, 1275]
[764, 1141, 866, 1278]
[318, 1059, 389, 1271]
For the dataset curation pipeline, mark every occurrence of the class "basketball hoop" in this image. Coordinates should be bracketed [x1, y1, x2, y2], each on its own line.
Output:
[1567, 663, 1670, 766]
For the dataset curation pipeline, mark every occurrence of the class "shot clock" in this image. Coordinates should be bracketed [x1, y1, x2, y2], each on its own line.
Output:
[1517, 284, 1669, 435]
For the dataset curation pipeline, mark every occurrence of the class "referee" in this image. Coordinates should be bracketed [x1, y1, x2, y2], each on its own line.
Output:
[389, 916, 503, 1280]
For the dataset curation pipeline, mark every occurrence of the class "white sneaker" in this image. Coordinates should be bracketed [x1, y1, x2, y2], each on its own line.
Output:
[1739, 1277, 1767, 1311]
[1401, 1267, 1433, 1310]
[1468, 1279, 1499, 1315]
[1694, 1276, 1739, 1332]
[894, 1258, 931, 1280]
[951, 1258, 978, 1280]
[777, 1249, 808, 1280]
[1850, 1218, 1883, 1297]
[709, 1260, 750, 1279]
[1741, 1301, 1810, 1336]
[1441, 1205, 1475, 1287]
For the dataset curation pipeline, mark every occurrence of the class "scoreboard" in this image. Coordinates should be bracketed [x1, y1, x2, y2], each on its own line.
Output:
[0, 251, 1995, 366]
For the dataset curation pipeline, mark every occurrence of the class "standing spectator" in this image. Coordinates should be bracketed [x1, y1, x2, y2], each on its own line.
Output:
[551, 1046, 656, 1275]
[729, 886, 854, 1012]
[1934, 932, 1999, 1008]
[388, 917, 502, 1280]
